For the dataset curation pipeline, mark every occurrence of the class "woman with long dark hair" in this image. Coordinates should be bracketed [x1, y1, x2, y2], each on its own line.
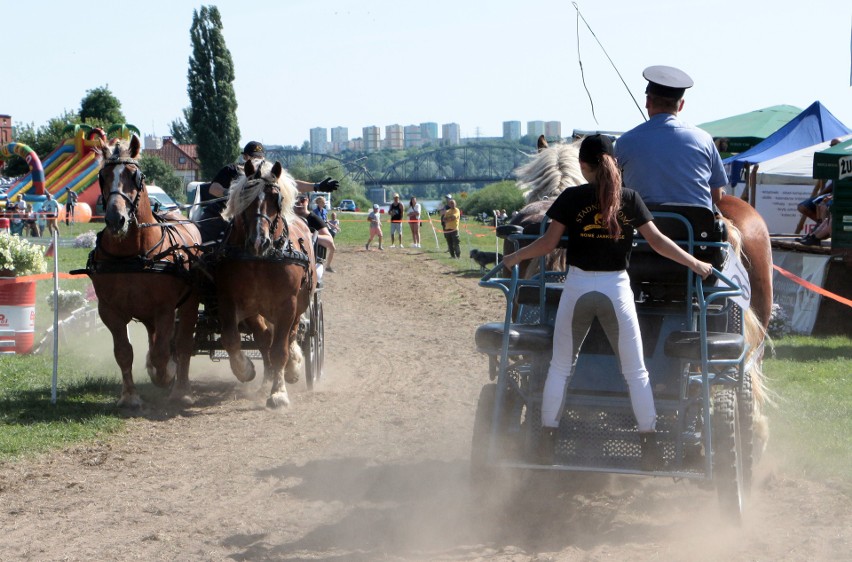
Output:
[503, 134, 713, 469]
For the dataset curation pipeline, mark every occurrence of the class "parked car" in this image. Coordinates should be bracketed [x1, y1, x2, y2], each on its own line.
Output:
[95, 184, 180, 216]
[339, 199, 356, 212]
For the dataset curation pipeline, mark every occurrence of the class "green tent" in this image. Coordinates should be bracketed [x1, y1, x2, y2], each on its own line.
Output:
[698, 105, 802, 154]
[812, 137, 852, 180]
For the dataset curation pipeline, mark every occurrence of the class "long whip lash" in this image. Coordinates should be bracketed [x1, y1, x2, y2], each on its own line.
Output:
[572, 2, 647, 123]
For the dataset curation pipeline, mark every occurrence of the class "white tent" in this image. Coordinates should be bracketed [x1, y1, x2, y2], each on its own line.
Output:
[752, 134, 852, 234]
[756, 134, 852, 185]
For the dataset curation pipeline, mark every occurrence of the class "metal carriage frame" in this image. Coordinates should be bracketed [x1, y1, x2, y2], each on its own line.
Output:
[471, 205, 755, 519]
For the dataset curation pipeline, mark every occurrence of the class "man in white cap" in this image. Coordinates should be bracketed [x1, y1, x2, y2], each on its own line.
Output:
[615, 66, 727, 209]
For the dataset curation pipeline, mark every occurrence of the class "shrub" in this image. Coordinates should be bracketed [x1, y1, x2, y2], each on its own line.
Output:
[0, 233, 48, 277]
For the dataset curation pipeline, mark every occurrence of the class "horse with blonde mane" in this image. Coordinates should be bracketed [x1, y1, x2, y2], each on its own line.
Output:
[215, 159, 316, 408]
[85, 135, 201, 407]
[508, 136, 772, 483]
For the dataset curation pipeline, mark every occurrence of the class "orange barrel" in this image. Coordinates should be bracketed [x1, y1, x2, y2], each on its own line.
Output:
[0, 280, 36, 353]
[0, 217, 10, 233]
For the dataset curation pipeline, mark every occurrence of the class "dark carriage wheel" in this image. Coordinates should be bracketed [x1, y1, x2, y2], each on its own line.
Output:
[314, 298, 325, 385]
[303, 301, 318, 391]
[713, 387, 745, 522]
[737, 369, 756, 494]
[470, 384, 500, 494]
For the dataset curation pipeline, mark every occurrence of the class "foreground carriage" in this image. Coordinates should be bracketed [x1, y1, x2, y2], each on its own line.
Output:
[472, 205, 758, 520]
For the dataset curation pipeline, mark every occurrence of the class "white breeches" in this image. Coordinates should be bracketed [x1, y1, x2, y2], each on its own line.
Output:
[542, 267, 657, 432]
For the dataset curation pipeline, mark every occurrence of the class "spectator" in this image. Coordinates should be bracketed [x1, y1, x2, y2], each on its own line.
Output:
[366, 203, 384, 251]
[42, 192, 60, 236]
[388, 193, 405, 248]
[798, 195, 833, 247]
[440, 194, 454, 230]
[407, 196, 422, 248]
[64, 188, 78, 225]
[327, 211, 341, 238]
[797, 138, 842, 230]
[443, 198, 461, 258]
[312, 195, 328, 223]
[295, 195, 337, 272]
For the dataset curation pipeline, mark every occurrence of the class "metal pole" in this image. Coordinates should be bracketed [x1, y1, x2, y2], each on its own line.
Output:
[51, 228, 59, 405]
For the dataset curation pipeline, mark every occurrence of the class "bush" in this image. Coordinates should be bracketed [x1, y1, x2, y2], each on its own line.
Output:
[459, 180, 524, 217]
[0, 233, 48, 276]
[45, 289, 86, 315]
[74, 231, 98, 249]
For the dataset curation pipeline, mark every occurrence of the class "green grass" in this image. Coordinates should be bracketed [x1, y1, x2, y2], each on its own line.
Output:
[763, 335, 852, 483]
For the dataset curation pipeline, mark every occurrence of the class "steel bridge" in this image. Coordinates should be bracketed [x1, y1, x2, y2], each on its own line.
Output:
[264, 144, 534, 188]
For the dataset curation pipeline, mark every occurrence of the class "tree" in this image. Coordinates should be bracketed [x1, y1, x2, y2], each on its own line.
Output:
[139, 154, 185, 202]
[459, 180, 525, 217]
[187, 5, 240, 179]
[169, 108, 195, 145]
[80, 85, 125, 125]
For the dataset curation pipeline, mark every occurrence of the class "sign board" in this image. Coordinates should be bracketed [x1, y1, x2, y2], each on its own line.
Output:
[754, 184, 815, 234]
[771, 250, 832, 334]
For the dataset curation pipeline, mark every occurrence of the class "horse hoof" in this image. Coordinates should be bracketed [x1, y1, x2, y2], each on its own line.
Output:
[266, 392, 290, 409]
[168, 389, 195, 406]
[117, 394, 143, 409]
[284, 372, 300, 384]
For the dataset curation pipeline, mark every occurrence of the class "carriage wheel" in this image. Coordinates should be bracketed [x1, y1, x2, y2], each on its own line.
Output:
[303, 302, 318, 391]
[314, 298, 325, 385]
[470, 384, 500, 494]
[737, 369, 756, 494]
[713, 387, 745, 522]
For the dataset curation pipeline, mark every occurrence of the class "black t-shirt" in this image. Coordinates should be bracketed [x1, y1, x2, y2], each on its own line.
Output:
[546, 184, 653, 271]
[203, 164, 242, 216]
[305, 213, 326, 232]
[389, 202, 404, 222]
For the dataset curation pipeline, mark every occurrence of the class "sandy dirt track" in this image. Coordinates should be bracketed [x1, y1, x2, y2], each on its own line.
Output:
[0, 247, 849, 561]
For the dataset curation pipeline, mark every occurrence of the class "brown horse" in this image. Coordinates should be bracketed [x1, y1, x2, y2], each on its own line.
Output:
[507, 137, 773, 451]
[216, 159, 316, 408]
[87, 135, 201, 407]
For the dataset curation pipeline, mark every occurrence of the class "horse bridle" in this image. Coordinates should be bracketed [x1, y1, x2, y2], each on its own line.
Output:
[241, 172, 289, 249]
[99, 157, 145, 221]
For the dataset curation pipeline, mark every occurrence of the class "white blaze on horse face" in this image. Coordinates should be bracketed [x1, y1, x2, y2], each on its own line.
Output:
[254, 189, 269, 254]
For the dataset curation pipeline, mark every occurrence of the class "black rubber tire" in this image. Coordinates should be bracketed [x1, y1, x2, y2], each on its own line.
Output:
[713, 387, 745, 522]
[314, 298, 325, 386]
[470, 384, 500, 493]
[303, 302, 317, 391]
[737, 369, 756, 494]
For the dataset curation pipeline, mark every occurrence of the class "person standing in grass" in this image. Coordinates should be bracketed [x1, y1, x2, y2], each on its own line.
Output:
[443, 198, 461, 258]
[366, 204, 384, 251]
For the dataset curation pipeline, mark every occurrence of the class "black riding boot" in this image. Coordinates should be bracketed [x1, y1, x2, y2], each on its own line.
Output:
[537, 427, 557, 465]
[640, 432, 662, 472]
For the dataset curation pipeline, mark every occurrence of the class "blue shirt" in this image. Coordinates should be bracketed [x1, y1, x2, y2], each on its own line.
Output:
[312, 206, 328, 222]
[615, 113, 727, 208]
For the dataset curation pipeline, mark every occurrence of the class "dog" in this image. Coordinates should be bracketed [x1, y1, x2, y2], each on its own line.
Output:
[470, 249, 503, 272]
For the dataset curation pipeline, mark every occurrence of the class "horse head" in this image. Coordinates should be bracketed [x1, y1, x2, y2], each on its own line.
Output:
[97, 134, 149, 238]
[223, 160, 296, 257]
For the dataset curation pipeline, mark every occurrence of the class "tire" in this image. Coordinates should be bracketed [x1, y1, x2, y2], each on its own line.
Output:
[470, 384, 500, 493]
[713, 387, 744, 522]
[314, 299, 325, 386]
[737, 369, 755, 494]
[303, 302, 317, 391]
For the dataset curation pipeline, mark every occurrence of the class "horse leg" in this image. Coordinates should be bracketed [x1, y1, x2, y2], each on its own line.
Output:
[219, 302, 255, 383]
[143, 315, 177, 389]
[169, 294, 199, 405]
[266, 319, 293, 409]
[99, 309, 139, 408]
[241, 315, 273, 397]
[284, 321, 304, 385]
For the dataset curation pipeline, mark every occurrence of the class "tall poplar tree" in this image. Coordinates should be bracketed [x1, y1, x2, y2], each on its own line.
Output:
[187, 5, 240, 179]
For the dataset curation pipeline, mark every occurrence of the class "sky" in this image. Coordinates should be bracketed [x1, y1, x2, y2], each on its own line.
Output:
[2, 0, 851, 149]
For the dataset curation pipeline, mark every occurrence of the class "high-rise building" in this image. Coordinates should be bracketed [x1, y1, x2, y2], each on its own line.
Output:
[527, 121, 546, 139]
[404, 125, 422, 148]
[143, 134, 163, 150]
[503, 121, 521, 141]
[310, 127, 328, 154]
[330, 126, 348, 154]
[349, 137, 364, 152]
[442, 123, 461, 146]
[545, 121, 562, 140]
[385, 124, 404, 150]
[362, 126, 381, 152]
[420, 122, 438, 145]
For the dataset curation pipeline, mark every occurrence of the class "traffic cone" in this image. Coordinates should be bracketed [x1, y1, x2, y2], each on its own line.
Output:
[44, 239, 55, 258]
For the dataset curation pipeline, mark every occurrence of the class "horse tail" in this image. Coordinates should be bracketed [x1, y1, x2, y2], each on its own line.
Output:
[723, 215, 771, 457]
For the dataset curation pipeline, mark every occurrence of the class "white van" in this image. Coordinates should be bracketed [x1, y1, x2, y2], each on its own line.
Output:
[94, 184, 181, 216]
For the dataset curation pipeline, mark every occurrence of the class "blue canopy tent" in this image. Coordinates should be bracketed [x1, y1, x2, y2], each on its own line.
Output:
[723, 101, 852, 198]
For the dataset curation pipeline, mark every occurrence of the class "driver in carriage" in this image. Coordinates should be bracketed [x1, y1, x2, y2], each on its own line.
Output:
[196, 141, 340, 244]
[614, 65, 728, 210]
